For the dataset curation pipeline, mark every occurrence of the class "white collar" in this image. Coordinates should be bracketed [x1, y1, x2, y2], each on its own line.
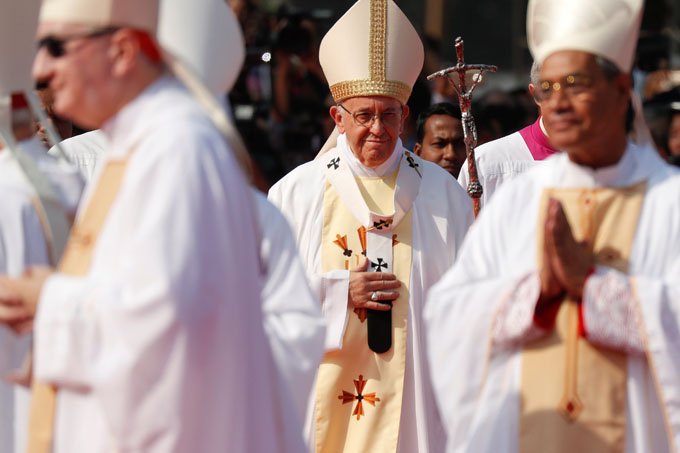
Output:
[337, 133, 403, 177]
[556, 141, 657, 188]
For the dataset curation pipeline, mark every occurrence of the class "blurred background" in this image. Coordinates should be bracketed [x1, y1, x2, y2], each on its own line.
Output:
[225, 0, 680, 188]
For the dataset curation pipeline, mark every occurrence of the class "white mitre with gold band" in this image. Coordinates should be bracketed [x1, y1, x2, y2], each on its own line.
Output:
[527, 0, 644, 72]
[320, 0, 424, 105]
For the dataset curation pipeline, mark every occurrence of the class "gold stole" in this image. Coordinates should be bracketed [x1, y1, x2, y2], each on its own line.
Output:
[27, 160, 130, 453]
[315, 171, 412, 453]
[520, 182, 646, 453]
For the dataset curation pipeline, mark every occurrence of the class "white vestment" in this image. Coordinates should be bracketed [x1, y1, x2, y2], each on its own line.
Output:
[269, 137, 473, 452]
[48, 130, 107, 183]
[254, 190, 326, 432]
[0, 138, 83, 453]
[458, 118, 555, 207]
[34, 77, 305, 453]
[426, 142, 680, 453]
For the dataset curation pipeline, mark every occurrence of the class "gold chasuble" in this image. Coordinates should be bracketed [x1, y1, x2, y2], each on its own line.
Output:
[315, 144, 421, 452]
[27, 159, 130, 453]
[520, 182, 647, 453]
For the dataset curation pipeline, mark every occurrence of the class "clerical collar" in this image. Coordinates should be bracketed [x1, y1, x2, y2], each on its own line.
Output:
[337, 133, 403, 177]
[101, 74, 179, 159]
[558, 141, 651, 188]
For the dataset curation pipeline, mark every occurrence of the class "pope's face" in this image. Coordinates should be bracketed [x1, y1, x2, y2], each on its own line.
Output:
[538, 50, 630, 167]
[32, 22, 117, 129]
[331, 96, 409, 168]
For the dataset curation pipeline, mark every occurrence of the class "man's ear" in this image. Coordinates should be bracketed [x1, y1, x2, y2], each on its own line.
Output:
[109, 29, 139, 77]
[528, 83, 541, 107]
[413, 142, 422, 156]
[330, 105, 345, 133]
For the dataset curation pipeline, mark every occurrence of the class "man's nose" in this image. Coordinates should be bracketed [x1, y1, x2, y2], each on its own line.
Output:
[32, 48, 53, 87]
[369, 116, 386, 134]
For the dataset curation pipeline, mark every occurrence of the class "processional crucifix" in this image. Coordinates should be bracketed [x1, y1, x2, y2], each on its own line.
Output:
[427, 37, 497, 218]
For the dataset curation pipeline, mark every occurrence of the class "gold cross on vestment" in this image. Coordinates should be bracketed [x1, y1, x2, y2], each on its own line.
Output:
[338, 374, 381, 420]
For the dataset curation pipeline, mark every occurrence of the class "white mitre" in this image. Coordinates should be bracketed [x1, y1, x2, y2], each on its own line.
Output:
[39, 0, 158, 33]
[527, 0, 644, 72]
[158, 0, 244, 96]
[319, 0, 424, 105]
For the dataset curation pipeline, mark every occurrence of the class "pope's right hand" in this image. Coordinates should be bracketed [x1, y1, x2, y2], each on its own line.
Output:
[348, 257, 401, 311]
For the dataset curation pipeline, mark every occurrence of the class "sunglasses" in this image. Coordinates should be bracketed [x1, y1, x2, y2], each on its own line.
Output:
[37, 27, 119, 58]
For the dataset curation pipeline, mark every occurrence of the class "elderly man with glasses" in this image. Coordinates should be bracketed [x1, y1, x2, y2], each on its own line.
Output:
[426, 0, 680, 451]
[268, 1, 472, 451]
[0, 0, 302, 452]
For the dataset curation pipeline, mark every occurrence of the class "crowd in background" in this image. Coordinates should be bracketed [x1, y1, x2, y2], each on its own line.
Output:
[226, 0, 680, 188]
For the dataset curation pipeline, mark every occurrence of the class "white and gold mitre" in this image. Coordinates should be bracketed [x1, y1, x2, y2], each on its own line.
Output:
[527, 0, 643, 72]
[39, 0, 158, 33]
[319, 0, 424, 105]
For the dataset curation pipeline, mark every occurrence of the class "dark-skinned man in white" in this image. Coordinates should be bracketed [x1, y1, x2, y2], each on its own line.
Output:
[426, 0, 680, 451]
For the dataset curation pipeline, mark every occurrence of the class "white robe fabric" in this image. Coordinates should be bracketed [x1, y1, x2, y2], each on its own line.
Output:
[0, 138, 83, 453]
[426, 141, 680, 453]
[48, 130, 107, 183]
[254, 190, 326, 432]
[34, 77, 305, 453]
[457, 131, 536, 207]
[268, 139, 474, 452]
[0, 185, 47, 453]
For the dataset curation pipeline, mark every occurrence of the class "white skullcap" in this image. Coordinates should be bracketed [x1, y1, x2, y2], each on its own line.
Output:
[527, 0, 644, 72]
[319, 0, 424, 104]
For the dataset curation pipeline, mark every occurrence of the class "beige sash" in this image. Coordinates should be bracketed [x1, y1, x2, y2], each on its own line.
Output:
[520, 182, 646, 453]
[27, 159, 129, 453]
[315, 169, 413, 452]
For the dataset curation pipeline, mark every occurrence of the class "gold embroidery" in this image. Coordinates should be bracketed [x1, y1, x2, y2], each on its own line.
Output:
[369, 0, 387, 81]
[329, 80, 412, 104]
[338, 375, 381, 420]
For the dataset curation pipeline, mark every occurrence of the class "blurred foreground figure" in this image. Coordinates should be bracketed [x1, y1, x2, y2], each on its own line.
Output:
[426, 0, 680, 452]
[269, 1, 473, 451]
[0, 0, 305, 451]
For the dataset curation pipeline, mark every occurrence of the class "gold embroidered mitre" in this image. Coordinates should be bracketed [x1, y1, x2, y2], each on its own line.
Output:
[319, 0, 424, 105]
[527, 0, 643, 72]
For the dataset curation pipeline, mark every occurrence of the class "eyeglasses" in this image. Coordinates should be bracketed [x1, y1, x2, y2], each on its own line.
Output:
[534, 74, 597, 102]
[37, 27, 119, 58]
[338, 103, 404, 129]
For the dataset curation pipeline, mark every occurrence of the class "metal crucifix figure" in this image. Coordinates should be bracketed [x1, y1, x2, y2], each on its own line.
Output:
[427, 36, 497, 218]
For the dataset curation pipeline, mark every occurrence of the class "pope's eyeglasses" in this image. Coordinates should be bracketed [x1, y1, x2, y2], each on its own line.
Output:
[37, 27, 119, 58]
[338, 103, 403, 129]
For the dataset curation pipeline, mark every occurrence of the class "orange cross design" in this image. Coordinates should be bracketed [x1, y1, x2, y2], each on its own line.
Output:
[338, 375, 381, 420]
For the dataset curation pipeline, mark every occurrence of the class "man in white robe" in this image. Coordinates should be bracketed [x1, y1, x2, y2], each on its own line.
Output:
[458, 62, 557, 207]
[269, 1, 473, 451]
[426, 0, 680, 452]
[0, 1, 308, 452]
[0, 3, 84, 448]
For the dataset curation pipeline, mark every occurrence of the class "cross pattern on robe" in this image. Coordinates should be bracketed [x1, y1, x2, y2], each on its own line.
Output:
[327, 157, 341, 170]
[338, 374, 381, 421]
[406, 153, 422, 177]
[372, 219, 392, 230]
[371, 258, 388, 272]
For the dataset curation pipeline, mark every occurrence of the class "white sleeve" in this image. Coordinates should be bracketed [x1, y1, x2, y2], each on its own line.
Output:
[581, 266, 644, 354]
